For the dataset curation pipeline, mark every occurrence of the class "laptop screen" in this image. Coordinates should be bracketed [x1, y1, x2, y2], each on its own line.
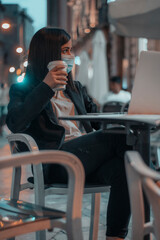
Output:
[128, 51, 160, 114]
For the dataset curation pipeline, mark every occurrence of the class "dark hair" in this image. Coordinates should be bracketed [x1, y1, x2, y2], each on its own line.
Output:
[110, 76, 121, 84]
[25, 27, 76, 90]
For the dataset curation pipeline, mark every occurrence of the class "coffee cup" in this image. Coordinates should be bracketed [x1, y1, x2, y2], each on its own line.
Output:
[47, 60, 68, 91]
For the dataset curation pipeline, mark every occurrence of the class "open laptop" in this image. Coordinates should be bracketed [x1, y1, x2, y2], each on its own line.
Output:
[128, 51, 160, 114]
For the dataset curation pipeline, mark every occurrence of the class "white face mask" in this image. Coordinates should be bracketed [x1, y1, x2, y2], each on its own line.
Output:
[61, 54, 74, 73]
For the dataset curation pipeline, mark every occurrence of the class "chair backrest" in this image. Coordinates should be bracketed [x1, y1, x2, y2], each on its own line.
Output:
[125, 151, 160, 240]
[7, 133, 110, 240]
[7, 133, 45, 205]
[120, 101, 130, 113]
[0, 150, 85, 240]
[102, 101, 124, 113]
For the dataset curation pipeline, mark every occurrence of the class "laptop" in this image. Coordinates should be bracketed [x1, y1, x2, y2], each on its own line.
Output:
[128, 51, 160, 114]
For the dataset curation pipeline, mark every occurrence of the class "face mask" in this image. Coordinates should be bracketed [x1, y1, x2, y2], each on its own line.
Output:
[61, 54, 74, 73]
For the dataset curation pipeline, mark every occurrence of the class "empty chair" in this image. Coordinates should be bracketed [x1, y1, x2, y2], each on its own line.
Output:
[125, 150, 160, 240]
[102, 101, 124, 113]
[0, 150, 85, 240]
[7, 133, 110, 240]
[120, 101, 130, 113]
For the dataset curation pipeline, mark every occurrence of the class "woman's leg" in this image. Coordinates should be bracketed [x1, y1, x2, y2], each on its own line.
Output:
[45, 130, 116, 183]
[64, 130, 132, 238]
[88, 133, 131, 238]
[44, 130, 131, 238]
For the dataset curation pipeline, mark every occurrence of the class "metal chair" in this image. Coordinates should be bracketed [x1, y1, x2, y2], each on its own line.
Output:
[0, 150, 85, 240]
[150, 129, 160, 170]
[120, 101, 130, 113]
[125, 150, 160, 240]
[102, 101, 124, 113]
[7, 133, 110, 240]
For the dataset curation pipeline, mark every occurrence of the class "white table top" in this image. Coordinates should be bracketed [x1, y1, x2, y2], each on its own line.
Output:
[59, 113, 160, 128]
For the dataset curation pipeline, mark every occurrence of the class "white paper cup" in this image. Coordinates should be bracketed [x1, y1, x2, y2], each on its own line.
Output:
[47, 60, 68, 91]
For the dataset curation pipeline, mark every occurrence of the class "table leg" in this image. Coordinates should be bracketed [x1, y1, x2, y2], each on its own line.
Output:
[134, 126, 150, 240]
[134, 127, 150, 166]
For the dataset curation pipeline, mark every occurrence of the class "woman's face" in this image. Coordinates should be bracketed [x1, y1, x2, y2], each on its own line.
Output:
[61, 39, 73, 56]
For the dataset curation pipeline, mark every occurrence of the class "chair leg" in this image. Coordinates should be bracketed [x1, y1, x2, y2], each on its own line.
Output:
[10, 167, 21, 200]
[89, 193, 101, 240]
[36, 230, 46, 240]
[9, 168, 21, 240]
[35, 197, 46, 240]
[34, 171, 46, 240]
[66, 218, 84, 240]
[156, 146, 160, 169]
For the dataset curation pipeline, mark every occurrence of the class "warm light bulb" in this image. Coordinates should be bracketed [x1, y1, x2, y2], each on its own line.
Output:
[16, 68, 21, 75]
[90, 23, 95, 28]
[84, 28, 91, 34]
[16, 47, 23, 53]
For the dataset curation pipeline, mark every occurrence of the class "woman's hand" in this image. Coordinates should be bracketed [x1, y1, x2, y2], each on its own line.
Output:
[43, 65, 68, 89]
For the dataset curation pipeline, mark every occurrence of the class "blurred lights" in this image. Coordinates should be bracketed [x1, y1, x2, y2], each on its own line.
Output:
[123, 59, 129, 69]
[90, 23, 95, 28]
[23, 60, 28, 67]
[17, 75, 24, 83]
[9, 67, 15, 73]
[107, 0, 116, 2]
[84, 28, 91, 34]
[16, 47, 23, 53]
[75, 56, 81, 65]
[1, 23, 11, 29]
[2, 216, 10, 221]
[16, 68, 21, 75]
[88, 66, 93, 79]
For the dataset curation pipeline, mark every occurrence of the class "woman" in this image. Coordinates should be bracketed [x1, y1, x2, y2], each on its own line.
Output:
[6, 27, 131, 240]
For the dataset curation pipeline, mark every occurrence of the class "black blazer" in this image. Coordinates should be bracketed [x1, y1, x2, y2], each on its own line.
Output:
[6, 81, 100, 150]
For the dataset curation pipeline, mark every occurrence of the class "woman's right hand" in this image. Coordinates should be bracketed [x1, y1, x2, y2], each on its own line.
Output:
[43, 65, 68, 89]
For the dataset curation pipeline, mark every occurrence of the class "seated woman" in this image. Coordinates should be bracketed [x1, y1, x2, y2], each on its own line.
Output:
[6, 27, 132, 240]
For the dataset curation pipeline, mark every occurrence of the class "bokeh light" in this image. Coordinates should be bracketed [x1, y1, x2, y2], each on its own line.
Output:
[1, 23, 11, 29]
[9, 67, 15, 73]
[23, 60, 28, 67]
[17, 75, 24, 83]
[16, 47, 23, 53]
[16, 68, 21, 75]
[75, 56, 81, 65]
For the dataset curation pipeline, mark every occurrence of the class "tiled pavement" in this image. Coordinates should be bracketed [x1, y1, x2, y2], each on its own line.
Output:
[0, 128, 131, 240]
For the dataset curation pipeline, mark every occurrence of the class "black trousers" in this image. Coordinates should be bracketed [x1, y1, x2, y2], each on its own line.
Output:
[44, 130, 132, 238]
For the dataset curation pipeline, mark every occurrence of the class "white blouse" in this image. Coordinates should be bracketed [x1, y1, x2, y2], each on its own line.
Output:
[51, 91, 86, 142]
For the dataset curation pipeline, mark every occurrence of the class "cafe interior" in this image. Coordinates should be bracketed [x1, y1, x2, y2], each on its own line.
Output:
[0, 0, 160, 239]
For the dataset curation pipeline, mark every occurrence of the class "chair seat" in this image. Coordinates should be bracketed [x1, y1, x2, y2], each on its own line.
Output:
[28, 176, 110, 192]
[7, 133, 109, 240]
[0, 198, 66, 230]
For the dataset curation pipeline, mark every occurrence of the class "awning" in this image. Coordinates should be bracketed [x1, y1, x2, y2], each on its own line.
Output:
[108, 0, 160, 39]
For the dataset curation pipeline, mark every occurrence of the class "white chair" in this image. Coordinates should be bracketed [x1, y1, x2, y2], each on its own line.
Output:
[0, 150, 85, 240]
[150, 130, 160, 169]
[125, 150, 160, 240]
[7, 133, 110, 240]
